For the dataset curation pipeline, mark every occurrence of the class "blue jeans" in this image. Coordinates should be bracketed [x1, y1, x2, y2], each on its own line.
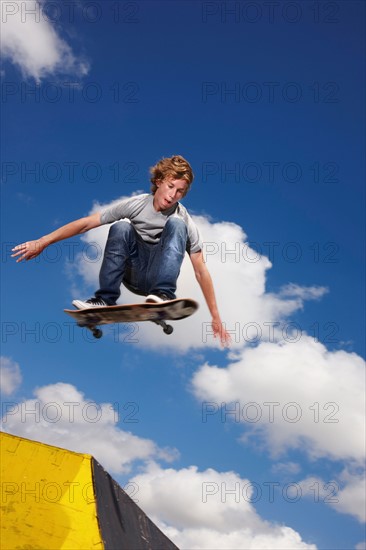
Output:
[95, 218, 188, 305]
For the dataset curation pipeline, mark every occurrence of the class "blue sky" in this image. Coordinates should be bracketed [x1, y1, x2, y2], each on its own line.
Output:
[1, 1, 365, 549]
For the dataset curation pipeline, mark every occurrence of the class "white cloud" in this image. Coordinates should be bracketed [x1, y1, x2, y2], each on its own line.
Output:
[192, 336, 365, 465]
[192, 336, 366, 522]
[331, 469, 366, 523]
[1, 381, 177, 474]
[129, 463, 317, 549]
[67, 197, 328, 352]
[271, 461, 302, 477]
[356, 542, 366, 550]
[278, 283, 329, 301]
[0, 356, 22, 395]
[298, 470, 366, 523]
[1, 0, 89, 81]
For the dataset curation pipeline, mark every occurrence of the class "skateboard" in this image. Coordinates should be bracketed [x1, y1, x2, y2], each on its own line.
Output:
[64, 298, 199, 339]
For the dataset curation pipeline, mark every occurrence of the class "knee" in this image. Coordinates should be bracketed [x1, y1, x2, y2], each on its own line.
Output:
[108, 221, 133, 239]
[165, 217, 187, 237]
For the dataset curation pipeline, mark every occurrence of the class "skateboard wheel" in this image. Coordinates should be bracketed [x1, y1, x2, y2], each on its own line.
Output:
[93, 328, 103, 339]
[163, 325, 174, 335]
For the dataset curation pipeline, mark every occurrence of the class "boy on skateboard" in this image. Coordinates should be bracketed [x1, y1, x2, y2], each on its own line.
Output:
[12, 155, 231, 346]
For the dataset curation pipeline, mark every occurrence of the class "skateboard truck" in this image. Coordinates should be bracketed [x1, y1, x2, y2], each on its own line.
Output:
[74, 320, 103, 339]
[153, 319, 174, 335]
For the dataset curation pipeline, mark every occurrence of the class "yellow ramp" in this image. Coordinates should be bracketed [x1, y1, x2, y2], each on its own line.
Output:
[0, 432, 102, 550]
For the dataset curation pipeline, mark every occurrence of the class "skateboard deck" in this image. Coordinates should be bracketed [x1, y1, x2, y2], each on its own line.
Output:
[64, 298, 198, 338]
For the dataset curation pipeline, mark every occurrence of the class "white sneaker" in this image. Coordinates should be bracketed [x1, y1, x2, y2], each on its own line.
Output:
[145, 293, 171, 304]
[72, 297, 108, 310]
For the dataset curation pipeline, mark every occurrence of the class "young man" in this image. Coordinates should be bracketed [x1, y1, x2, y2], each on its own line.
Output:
[12, 155, 231, 346]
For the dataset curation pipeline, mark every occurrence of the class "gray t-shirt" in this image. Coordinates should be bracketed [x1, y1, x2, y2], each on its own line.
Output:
[100, 193, 202, 254]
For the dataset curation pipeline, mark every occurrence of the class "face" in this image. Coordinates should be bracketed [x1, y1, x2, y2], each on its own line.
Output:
[153, 178, 189, 211]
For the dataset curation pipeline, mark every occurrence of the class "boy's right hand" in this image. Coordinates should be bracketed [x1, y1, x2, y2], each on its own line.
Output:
[11, 239, 46, 262]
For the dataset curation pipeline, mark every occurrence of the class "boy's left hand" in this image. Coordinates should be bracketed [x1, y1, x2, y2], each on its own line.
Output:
[212, 319, 232, 348]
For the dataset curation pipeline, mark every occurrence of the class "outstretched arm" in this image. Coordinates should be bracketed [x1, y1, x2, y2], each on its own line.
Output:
[190, 250, 231, 347]
[11, 212, 102, 262]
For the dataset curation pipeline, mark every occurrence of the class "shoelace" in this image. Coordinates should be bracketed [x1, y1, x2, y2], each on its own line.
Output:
[87, 298, 106, 306]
